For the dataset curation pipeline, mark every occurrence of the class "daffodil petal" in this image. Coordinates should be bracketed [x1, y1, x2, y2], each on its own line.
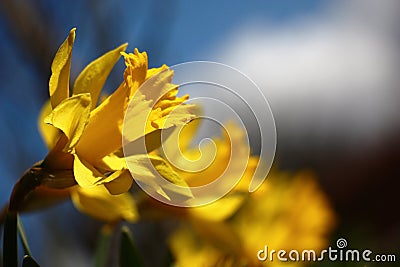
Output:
[75, 49, 149, 163]
[176, 117, 202, 150]
[149, 155, 189, 188]
[122, 92, 154, 144]
[150, 102, 196, 130]
[146, 64, 168, 79]
[73, 43, 128, 109]
[122, 49, 148, 91]
[169, 222, 242, 267]
[189, 193, 245, 221]
[123, 127, 175, 157]
[38, 99, 61, 149]
[77, 51, 194, 163]
[71, 186, 138, 223]
[123, 69, 195, 145]
[125, 155, 193, 200]
[139, 69, 176, 104]
[73, 154, 105, 188]
[103, 169, 133, 195]
[160, 118, 201, 165]
[75, 83, 129, 163]
[98, 153, 127, 171]
[44, 93, 91, 153]
[49, 28, 75, 108]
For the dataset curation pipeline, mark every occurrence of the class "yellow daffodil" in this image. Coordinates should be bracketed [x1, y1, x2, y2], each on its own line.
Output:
[169, 171, 336, 267]
[37, 28, 194, 222]
[157, 119, 258, 218]
[160, 121, 335, 266]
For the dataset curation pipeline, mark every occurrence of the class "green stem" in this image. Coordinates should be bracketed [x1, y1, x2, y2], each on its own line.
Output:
[17, 215, 32, 256]
[95, 224, 114, 267]
[9, 165, 43, 212]
[3, 210, 17, 267]
[119, 226, 144, 267]
[3, 163, 44, 267]
[2, 161, 76, 266]
[0, 204, 7, 227]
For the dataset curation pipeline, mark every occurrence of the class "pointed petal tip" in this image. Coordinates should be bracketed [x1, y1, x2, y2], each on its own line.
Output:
[69, 28, 76, 41]
[120, 43, 128, 50]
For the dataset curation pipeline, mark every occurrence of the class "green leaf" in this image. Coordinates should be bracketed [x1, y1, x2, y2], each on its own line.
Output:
[17, 215, 32, 256]
[22, 255, 40, 267]
[95, 225, 112, 267]
[3, 211, 17, 267]
[119, 226, 143, 267]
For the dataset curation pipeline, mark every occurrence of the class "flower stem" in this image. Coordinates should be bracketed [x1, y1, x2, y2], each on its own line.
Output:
[17, 215, 32, 256]
[3, 165, 42, 267]
[95, 224, 115, 267]
[2, 166, 36, 267]
[8, 167, 42, 212]
[8, 161, 75, 213]
[3, 210, 17, 267]
[0, 203, 7, 227]
[2, 159, 76, 266]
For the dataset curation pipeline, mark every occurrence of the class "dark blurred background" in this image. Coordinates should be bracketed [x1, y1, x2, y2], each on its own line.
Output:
[0, 0, 399, 266]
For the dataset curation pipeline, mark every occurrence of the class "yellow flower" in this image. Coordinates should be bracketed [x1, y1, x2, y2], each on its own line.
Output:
[159, 119, 258, 218]
[162, 121, 335, 266]
[169, 171, 336, 267]
[38, 29, 194, 222]
[70, 185, 137, 223]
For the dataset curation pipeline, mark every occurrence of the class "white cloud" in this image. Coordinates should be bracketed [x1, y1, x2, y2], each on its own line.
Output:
[214, 0, 400, 148]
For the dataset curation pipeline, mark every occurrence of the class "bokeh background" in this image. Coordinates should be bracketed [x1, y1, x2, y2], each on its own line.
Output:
[0, 0, 399, 266]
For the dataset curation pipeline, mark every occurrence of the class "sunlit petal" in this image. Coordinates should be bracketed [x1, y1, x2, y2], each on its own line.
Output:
[38, 99, 61, 149]
[126, 155, 193, 200]
[73, 154, 105, 188]
[73, 43, 128, 109]
[44, 93, 91, 153]
[49, 28, 75, 108]
[71, 186, 138, 223]
[103, 169, 133, 195]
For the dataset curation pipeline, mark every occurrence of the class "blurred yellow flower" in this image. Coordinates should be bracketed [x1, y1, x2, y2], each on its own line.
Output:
[70, 185, 137, 223]
[37, 29, 194, 222]
[164, 120, 335, 266]
[169, 172, 336, 267]
[159, 119, 258, 219]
